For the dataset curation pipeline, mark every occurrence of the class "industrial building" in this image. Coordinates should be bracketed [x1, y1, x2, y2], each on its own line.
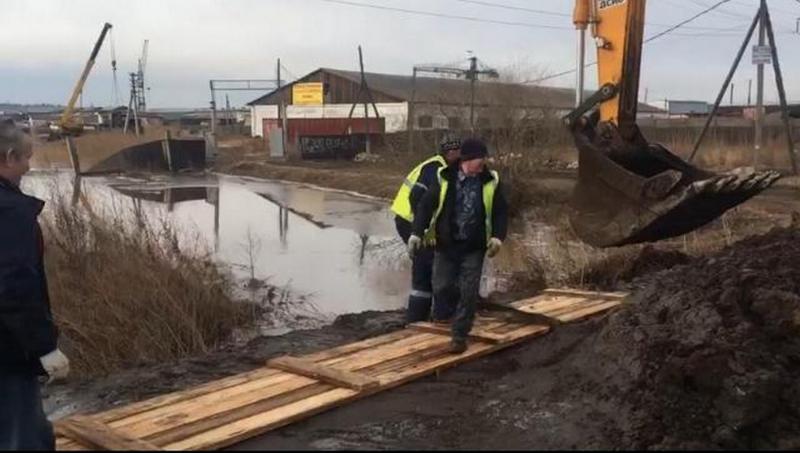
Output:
[247, 67, 665, 139]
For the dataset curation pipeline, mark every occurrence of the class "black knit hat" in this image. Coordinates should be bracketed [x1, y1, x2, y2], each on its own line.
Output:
[439, 136, 461, 153]
[459, 138, 488, 162]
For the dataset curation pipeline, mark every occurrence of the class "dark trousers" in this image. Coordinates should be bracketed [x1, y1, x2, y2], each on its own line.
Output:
[396, 217, 437, 323]
[432, 250, 485, 340]
[0, 372, 55, 451]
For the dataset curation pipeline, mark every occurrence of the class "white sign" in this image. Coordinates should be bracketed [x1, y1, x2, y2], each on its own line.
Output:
[599, 0, 626, 9]
[752, 45, 772, 65]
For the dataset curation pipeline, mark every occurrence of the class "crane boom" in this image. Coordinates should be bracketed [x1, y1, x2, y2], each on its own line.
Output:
[58, 22, 113, 134]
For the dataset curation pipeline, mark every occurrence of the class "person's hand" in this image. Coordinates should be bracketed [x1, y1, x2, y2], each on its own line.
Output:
[40, 349, 70, 384]
[486, 238, 503, 258]
[407, 235, 423, 259]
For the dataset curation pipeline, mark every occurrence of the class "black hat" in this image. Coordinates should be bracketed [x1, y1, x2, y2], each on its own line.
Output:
[439, 136, 461, 153]
[459, 138, 488, 162]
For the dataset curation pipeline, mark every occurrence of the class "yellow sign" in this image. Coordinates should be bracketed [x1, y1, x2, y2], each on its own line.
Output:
[292, 83, 324, 105]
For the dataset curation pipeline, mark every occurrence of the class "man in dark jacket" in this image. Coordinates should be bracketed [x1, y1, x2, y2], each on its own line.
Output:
[409, 138, 508, 353]
[0, 120, 69, 450]
[390, 136, 461, 323]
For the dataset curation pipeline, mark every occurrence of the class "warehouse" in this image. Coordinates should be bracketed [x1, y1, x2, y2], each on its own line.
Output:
[249, 67, 666, 138]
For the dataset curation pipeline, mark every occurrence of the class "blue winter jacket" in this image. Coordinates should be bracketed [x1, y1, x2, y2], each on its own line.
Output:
[0, 177, 57, 375]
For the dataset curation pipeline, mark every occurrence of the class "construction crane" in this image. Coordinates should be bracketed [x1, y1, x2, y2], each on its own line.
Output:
[54, 22, 113, 137]
[136, 39, 149, 113]
[123, 40, 149, 136]
[565, 0, 780, 247]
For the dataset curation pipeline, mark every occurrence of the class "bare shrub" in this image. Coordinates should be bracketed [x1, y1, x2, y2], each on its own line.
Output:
[40, 184, 255, 377]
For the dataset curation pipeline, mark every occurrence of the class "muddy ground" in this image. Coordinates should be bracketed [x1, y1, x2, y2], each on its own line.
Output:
[46, 227, 800, 450]
[233, 227, 800, 451]
[42, 142, 800, 449]
[44, 311, 407, 420]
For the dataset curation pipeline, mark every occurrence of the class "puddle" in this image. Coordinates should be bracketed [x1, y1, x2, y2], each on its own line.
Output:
[24, 172, 410, 332]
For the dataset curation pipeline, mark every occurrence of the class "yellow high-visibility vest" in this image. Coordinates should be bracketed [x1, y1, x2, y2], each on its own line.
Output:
[389, 155, 447, 222]
[424, 167, 499, 244]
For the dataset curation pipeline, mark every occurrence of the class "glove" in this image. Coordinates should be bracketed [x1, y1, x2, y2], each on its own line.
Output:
[40, 349, 70, 384]
[407, 235, 423, 259]
[486, 238, 503, 258]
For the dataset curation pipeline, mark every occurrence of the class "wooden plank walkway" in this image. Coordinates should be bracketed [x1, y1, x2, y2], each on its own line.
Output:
[55, 289, 626, 451]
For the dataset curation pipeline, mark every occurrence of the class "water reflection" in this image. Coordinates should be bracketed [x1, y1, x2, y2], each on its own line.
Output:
[27, 172, 410, 328]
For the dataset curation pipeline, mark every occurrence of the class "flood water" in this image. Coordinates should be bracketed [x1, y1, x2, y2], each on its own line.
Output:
[24, 172, 410, 332]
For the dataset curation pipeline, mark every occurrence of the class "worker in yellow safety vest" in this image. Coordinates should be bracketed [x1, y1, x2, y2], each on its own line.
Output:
[408, 138, 508, 354]
[390, 136, 461, 323]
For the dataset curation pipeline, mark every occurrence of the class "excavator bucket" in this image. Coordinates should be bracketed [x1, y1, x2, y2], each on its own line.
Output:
[569, 114, 781, 248]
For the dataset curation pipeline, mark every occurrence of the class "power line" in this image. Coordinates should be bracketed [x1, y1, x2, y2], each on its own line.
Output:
[316, 0, 571, 29]
[450, 0, 569, 17]
[453, 0, 748, 31]
[527, 0, 736, 84]
[645, 0, 734, 42]
[280, 63, 299, 82]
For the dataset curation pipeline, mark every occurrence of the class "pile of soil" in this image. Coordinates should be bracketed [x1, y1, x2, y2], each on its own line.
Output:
[588, 227, 800, 449]
[580, 245, 692, 291]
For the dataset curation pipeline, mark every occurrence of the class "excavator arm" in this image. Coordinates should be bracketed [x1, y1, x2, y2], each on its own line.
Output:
[567, 0, 780, 247]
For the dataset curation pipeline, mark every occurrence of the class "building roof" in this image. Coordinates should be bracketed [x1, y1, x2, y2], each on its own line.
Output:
[249, 67, 664, 113]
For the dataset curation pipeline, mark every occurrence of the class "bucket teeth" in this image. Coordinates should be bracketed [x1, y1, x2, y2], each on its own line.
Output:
[569, 119, 781, 248]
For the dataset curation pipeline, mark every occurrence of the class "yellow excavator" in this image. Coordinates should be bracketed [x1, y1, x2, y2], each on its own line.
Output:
[565, 0, 780, 247]
[52, 22, 113, 137]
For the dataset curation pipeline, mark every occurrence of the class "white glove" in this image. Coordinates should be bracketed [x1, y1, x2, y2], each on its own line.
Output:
[486, 238, 503, 258]
[407, 235, 423, 259]
[40, 349, 70, 384]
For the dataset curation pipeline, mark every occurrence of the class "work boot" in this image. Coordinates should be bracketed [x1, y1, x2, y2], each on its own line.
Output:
[449, 338, 468, 354]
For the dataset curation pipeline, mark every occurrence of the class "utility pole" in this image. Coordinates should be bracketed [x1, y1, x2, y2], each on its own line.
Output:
[410, 56, 498, 140]
[209, 80, 217, 137]
[747, 79, 753, 105]
[361, 46, 371, 154]
[225, 94, 232, 131]
[690, 0, 796, 174]
[407, 67, 418, 153]
[755, 0, 766, 158]
[277, 58, 287, 158]
[729, 83, 734, 105]
[123, 72, 140, 137]
[346, 46, 380, 156]
[764, 0, 798, 174]
[468, 56, 478, 131]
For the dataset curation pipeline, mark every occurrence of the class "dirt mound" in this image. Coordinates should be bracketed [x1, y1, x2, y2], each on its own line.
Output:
[580, 246, 691, 291]
[591, 228, 800, 449]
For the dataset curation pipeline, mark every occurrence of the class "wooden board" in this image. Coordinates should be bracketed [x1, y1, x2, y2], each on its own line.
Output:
[55, 417, 159, 451]
[56, 289, 626, 451]
[407, 321, 510, 343]
[267, 356, 380, 390]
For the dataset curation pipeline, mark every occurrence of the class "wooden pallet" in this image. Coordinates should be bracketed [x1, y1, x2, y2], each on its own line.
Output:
[55, 289, 625, 451]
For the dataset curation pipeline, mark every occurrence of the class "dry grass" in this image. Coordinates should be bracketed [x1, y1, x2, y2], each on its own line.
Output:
[40, 184, 255, 378]
[655, 132, 796, 172]
[499, 201, 792, 293]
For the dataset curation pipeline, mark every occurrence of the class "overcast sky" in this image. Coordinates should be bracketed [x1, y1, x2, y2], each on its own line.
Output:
[2, 0, 800, 108]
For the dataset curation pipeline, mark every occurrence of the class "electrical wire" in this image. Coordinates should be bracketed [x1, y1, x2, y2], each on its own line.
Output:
[452, 0, 749, 31]
[317, 0, 572, 29]
[527, 0, 737, 84]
